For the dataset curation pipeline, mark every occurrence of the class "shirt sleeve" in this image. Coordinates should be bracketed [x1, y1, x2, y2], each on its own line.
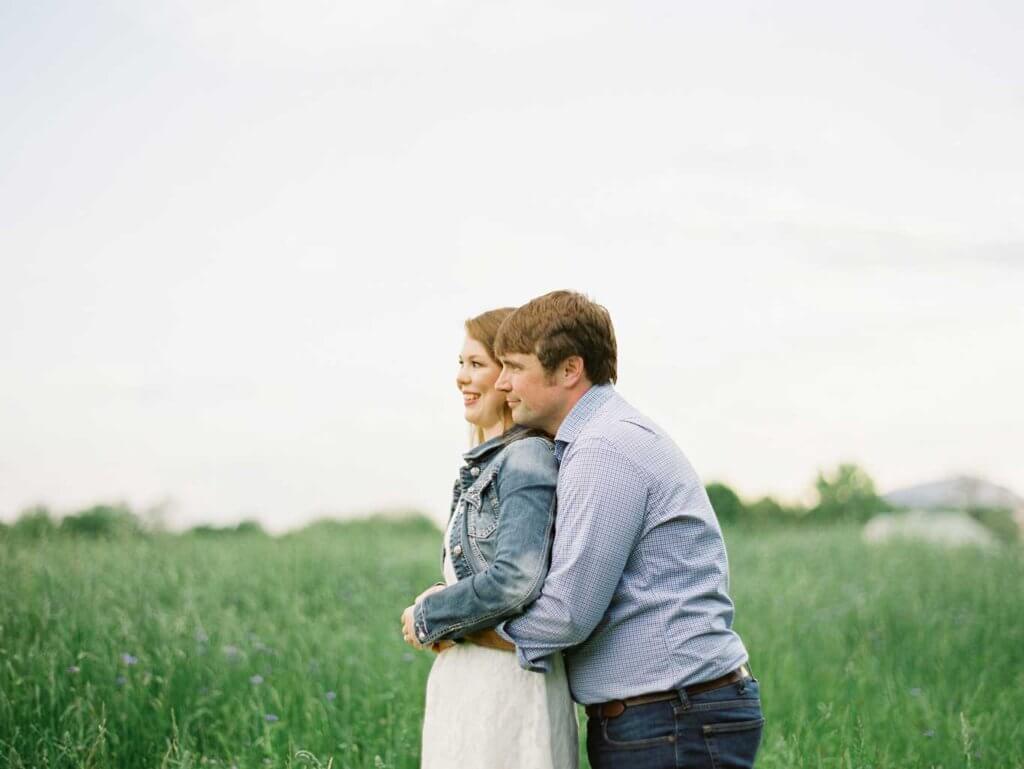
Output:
[502, 436, 648, 672]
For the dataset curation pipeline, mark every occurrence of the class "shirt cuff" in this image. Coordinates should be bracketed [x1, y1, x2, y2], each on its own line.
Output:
[497, 620, 552, 674]
[494, 620, 515, 645]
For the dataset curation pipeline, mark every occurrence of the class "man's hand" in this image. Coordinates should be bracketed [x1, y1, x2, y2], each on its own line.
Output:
[464, 628, 515, 652]
[400, 605, 425, 649]
[431, 640, 456, 654]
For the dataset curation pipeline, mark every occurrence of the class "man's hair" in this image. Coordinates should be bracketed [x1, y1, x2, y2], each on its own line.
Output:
[494, 290, 617, 385]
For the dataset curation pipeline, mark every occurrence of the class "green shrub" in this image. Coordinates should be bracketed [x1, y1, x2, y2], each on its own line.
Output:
[188, 520, 269, 537]
[967, 507, 1020, 544]
[706, 482, 745, 525]
[234, 519, 267, 536]
[12, 506, 57, 540]
[59, 504, 143, 539]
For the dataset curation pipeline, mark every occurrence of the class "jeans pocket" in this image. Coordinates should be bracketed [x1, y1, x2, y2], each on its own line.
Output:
[597, 702, 677, 750]
[702, 716, 765, 769]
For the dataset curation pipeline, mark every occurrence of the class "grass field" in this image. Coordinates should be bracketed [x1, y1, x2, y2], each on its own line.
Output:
[2, 519, 1022, 768]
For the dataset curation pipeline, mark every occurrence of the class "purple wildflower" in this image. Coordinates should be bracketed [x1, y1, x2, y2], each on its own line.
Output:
[264, 713, 279, 723]
[115, 675, 128, 687]
[67, 665, 80, 674]
[249, 674, 264, 685]
[325, 690, 337, 701]
[121, 653, 138, 666]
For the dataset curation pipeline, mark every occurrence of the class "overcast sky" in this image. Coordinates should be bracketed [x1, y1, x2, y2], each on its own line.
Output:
[2, 1, 1021, 531]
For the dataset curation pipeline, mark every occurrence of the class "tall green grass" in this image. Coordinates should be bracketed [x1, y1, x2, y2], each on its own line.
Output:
[2, 520, 1021, 768]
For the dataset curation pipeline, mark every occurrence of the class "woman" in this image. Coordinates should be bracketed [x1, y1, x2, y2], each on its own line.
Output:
[399, 307, 578, 769]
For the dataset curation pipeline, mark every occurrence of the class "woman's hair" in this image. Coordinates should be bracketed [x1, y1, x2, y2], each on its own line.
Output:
[465, 307, 517, 446]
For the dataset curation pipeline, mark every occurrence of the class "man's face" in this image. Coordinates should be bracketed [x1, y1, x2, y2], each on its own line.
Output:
[495, 352, 565, 435]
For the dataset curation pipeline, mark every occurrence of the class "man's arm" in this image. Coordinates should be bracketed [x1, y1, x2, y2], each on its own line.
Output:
[498, 437, 647, 672]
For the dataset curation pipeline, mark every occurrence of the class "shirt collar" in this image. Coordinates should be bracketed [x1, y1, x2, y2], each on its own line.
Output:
[553, 384, 615, 460]
[462, 423, 535, 462]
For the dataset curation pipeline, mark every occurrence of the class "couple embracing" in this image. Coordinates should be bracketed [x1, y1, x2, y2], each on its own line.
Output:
[400, 290, 764, 769]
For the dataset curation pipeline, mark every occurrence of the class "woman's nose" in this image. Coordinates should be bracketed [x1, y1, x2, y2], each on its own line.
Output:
[455, 366, 471, 386]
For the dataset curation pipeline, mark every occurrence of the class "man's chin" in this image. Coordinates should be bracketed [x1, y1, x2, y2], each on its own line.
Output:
[510, 408, 535, 427]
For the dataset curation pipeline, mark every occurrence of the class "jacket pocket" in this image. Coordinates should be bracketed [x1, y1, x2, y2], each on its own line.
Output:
[464, 475, 500, 539]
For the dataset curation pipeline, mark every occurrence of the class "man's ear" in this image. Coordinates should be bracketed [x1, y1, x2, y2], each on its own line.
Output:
[561, 355, 586, 388]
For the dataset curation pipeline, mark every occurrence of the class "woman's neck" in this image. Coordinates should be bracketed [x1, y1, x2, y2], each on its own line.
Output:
[480, 420, 507, 442]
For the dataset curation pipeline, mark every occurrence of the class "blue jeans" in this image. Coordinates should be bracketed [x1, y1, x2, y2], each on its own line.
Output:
[586, 678, 764, 769]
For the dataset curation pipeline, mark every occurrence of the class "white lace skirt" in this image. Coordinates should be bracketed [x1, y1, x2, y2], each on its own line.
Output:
[420, 642, 578, 769]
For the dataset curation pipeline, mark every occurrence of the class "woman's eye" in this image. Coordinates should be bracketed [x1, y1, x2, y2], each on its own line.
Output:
[471, 362, 482, 368]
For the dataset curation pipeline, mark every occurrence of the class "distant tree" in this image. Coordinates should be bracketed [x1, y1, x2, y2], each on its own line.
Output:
[60, 504, 143, 539]
[12, 506, 56, 540]
[234, 520, 267, 536]
[747, 496, 786, 524]
[810, 463, 886, 523]
[188, 520, 269, 537]
[188, 524, 224, 537]
[706, 482, 745, 525]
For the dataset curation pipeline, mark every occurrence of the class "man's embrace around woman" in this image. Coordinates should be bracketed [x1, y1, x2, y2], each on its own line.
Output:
[401, 290, 763, 769]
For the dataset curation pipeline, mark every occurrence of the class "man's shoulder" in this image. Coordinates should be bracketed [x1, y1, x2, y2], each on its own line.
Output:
[576, 392, 662, 452]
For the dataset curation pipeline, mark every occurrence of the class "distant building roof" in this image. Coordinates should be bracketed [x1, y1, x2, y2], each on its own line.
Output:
[883, 475, 1023, 511]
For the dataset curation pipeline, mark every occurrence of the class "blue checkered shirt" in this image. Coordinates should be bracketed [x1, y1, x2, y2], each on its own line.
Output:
[497, 384, 749, 704]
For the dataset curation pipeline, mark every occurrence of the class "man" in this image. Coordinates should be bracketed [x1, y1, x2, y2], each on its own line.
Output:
[490, 290, 763, 769]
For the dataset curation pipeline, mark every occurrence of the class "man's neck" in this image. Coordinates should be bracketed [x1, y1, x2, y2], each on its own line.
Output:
[544, 383, 594, 437]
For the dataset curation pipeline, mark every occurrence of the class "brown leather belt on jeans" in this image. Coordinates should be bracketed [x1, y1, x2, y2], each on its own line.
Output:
[584, 664, 753, 719]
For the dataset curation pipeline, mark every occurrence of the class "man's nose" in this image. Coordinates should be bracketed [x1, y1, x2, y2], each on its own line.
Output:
[495, 367, 511, 391]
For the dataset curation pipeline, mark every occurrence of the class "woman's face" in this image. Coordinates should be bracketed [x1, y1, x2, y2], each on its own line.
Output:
[456, 335, 506, 432]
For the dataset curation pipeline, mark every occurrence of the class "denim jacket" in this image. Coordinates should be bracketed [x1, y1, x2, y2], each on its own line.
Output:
[412, 424, 558, 645]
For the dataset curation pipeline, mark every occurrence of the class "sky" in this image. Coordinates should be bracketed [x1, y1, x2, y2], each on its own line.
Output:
[1, 1, 1022, 532]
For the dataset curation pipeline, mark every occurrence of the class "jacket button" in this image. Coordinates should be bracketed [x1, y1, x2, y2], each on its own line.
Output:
[469, 466, 480, 477]
[452, 544, 463, 558]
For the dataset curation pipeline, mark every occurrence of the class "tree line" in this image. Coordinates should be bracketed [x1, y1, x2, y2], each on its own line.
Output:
[1, 463, 1017, 541]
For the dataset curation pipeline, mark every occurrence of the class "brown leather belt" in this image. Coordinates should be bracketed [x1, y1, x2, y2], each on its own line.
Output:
[584, 664, 753, 719]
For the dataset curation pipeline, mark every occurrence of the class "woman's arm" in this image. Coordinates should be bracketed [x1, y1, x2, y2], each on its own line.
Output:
[410, 437, 557, 646]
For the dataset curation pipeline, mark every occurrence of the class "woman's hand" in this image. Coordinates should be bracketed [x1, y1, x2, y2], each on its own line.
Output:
[400, 605, 425, 649]
[400, 585, 446, 650]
